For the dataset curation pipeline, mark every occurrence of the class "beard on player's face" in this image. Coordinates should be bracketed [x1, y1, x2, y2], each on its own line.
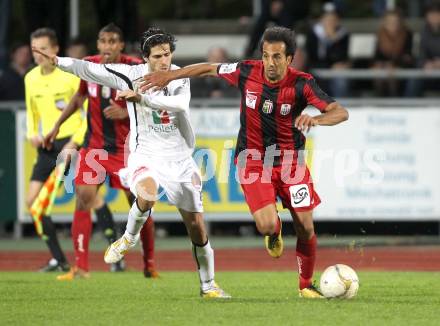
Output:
[262, 42, 291, 82]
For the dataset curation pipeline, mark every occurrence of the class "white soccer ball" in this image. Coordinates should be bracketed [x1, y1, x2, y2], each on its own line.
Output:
[319, 264, 359, 299]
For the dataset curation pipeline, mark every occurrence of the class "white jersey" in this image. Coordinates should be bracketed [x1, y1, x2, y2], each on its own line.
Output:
[57, 57, 195, 160]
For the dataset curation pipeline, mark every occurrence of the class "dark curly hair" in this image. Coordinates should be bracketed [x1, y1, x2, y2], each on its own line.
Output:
[140, 27, 176, 57]
[259, 26, 296, 57]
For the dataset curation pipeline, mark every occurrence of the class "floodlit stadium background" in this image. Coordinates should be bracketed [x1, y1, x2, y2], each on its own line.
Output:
[0, 0, 439, 267]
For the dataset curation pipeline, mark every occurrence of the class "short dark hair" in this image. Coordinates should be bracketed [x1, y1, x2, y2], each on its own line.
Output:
[99, 23, 124, 42]
[140, 27, 176, 57]
[259, 26, 296, 57]
[30, 27, 58, 46]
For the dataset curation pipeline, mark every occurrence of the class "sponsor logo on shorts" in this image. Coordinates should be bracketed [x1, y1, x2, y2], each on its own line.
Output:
[262, 99, 273, 114]
[132, 166, 149, 182]
[289, 184, 311, 208]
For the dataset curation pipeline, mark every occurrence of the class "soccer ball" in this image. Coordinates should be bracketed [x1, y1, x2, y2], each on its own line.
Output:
[319, 264, 359, 299]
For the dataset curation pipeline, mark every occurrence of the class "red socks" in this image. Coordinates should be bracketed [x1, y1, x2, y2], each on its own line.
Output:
[139, 215, 155, 270]
[296, 234, 317, 290]
[72, 210, 92, 272]
[274, 216, 281, 236]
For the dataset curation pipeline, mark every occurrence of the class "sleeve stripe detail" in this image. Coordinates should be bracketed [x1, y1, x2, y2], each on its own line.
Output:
[104, 65, 139, 151]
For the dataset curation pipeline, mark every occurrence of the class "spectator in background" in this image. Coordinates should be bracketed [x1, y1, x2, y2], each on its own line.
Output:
[245, 0, 309, 57]
[373, 9, 414, 97]
[291, 47, 308, 72]
[0, 0, 11, 70]
[406, 1, 440, 96]
[305, 2, 350, 97]
[191, 46, 239, 98]
[66, 38, 89, 59]
[420, 1, 440, 68]
[0, 43, 33, 101]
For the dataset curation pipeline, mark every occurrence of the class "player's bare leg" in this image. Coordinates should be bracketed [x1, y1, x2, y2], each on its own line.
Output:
[57, 184, 97, 280]
[28, 181, 69, 272]
[252, 203, 283, 258]
[124, 190, 158, 278]
[179, 209, 230, 299]
[104, 177, 156, 264]
[290, 209, 323, 298]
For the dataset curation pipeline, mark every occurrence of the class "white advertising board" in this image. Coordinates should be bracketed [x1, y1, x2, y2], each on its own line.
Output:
[191, 107, 440, 220]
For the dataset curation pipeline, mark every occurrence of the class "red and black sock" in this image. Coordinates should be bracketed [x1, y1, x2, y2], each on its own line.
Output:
[72, 210, 92, 272]
[139, 215, 155, 270]
[296, 234, 317, 290]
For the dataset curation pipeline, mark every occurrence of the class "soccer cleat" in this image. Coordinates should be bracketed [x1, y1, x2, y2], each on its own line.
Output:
[200, 282, 231, 299]
[110, 259, 126, 272]
[264, 217, 283, 258]
[104, 234, 137, 264]
[56, 266, 90, 281]
[299, 284, 324, 299]
[38, 258, 70, 272]
[143, 268, 160, 278]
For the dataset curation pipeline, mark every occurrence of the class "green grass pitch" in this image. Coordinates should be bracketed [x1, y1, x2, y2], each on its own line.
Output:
[1, 271, 439, 325]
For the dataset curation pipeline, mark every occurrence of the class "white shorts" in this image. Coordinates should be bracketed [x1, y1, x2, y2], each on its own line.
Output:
[121, 152, 203, 213]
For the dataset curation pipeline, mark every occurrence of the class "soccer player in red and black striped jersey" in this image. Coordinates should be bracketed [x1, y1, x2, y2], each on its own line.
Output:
[142, 26, 349, 298]
[44, 24, 158, 280]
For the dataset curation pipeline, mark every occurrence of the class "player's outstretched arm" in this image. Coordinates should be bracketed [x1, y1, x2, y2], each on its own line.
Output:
[32, 47, 130, 91]
[140, 63, 219, 92]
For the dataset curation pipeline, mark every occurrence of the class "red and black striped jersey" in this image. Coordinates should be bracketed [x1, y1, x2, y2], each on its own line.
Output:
[217, 60, 335, 164]
[78, 54, 142, 153]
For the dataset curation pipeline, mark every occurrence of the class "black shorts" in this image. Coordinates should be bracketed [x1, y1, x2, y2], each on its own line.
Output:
[30, 137, 71, 182]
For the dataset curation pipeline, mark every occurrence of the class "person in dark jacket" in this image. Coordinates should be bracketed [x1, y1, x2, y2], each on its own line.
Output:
[305, 2, 350, 97]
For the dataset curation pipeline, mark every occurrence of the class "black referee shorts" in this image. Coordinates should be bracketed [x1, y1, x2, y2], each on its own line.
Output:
[30, 137, 71, 182]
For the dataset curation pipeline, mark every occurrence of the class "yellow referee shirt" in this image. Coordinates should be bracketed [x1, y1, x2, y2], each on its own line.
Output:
[25, 66, 85, 141]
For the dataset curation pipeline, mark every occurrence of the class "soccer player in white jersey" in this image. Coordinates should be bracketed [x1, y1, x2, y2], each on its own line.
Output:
[32, 27, 230, 299]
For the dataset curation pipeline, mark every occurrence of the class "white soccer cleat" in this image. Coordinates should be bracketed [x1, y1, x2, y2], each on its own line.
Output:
[104, 234, 138, 264]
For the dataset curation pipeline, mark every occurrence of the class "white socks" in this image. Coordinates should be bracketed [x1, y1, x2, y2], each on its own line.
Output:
[124, 200, 151, 243]
[192, 240, 215, 291]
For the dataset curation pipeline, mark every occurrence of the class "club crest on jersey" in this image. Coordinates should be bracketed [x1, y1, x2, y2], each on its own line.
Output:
[55, 98, 66, 110]
[246, 89, 257, 109]
[101, 86, 111, 99]
[87, 83, 98, 97]
[280, 104, 291, 115]
[262, 99, 273, 114]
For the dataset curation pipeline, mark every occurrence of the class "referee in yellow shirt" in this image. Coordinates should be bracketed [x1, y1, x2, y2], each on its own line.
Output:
[25, 28, 84, 272]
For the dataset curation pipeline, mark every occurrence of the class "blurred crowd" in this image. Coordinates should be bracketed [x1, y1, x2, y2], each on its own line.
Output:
[1, 0, 439, 102]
